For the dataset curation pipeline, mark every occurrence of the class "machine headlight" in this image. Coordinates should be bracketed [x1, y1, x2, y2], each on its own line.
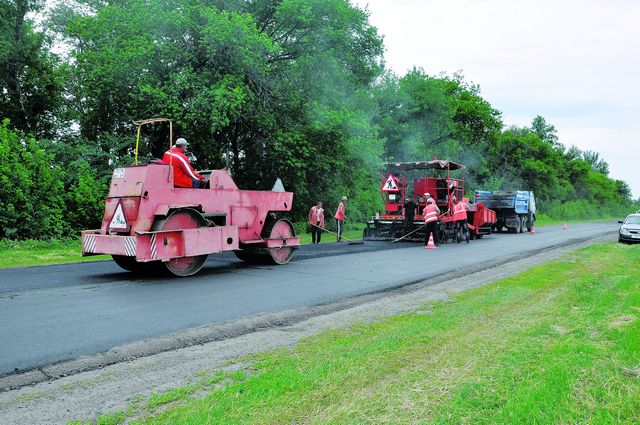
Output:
[620, 227, 631, 235]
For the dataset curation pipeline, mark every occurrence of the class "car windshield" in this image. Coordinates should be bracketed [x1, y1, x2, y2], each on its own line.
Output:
[625, 216, 640, 224]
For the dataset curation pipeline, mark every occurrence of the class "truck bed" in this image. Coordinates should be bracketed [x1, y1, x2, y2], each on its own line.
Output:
[475, 191, 531, 215]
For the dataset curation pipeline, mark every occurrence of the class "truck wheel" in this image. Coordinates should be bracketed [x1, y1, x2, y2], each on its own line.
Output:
[520, 216, 526, 233]
[526, 213, 533, 232]
[514, 217, 521, 233]
[152, 209, 208, 277]
[464, 225, 470, 243]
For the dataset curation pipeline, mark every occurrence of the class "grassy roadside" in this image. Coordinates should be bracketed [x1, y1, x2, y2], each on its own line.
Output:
[534, 213, 620, 227]
[76, 242, 640, 424]
[0, 238, 108, 269]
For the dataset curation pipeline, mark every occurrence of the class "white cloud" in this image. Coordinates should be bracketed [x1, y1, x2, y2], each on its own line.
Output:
[355, 0, 640, 197]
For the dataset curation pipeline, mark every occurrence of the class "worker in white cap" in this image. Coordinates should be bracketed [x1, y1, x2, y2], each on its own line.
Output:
[334, 196, 348, 242]
[162, 138, 206, 188]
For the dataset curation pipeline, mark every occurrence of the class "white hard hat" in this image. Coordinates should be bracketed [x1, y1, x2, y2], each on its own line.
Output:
[175, 138, 188, 146]
[427, 198, 433, 204]
[341, 196, 348, 201]
[424, 192, 430, 197]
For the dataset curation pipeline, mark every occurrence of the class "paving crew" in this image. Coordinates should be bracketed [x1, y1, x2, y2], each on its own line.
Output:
[162, 138, 206, 188]
[334, 196, 348, 242]
[308, 201, 325, 244]
[423, 197, 440, 247]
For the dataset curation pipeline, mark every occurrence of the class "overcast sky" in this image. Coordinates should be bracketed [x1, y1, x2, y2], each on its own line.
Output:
[353, 0, 640, 198]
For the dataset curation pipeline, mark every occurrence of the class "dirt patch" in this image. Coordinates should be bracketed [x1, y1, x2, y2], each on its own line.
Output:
[552, 325, 568, 335]
[0, 236, 614, 424]
[622, 366, 640, 379]
[608, 314, 637, 329]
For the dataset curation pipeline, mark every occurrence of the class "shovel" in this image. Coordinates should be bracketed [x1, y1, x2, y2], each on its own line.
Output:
[310, 223, 364, 245]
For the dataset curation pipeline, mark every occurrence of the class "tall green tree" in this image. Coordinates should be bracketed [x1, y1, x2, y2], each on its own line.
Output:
[582, 150, 610, 175]
[0, 0, 62, 137]
[372, 69, 502, 191]
[531, 115, 559, 148]
[60, 0, 384, 220]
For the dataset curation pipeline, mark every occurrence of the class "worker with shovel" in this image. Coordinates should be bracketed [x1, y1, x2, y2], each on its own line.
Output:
[334, 196, 348, 242]
[309, 196, 362, 245]
[308, 201, 325, 244]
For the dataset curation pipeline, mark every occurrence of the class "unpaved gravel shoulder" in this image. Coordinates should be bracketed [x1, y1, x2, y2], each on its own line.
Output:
[0, 237, 612, 424]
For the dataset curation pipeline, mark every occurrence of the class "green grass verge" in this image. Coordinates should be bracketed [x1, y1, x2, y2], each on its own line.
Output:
[0, 238, 108, 269]
[80, 242, 640, 424]
[534, 213, 620, 227]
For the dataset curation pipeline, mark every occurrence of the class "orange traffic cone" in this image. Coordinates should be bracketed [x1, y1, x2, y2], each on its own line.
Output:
[425, 234, 436, 249]
[530, 226, 535, 236]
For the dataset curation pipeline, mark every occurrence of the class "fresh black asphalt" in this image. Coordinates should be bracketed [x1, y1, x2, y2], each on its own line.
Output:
[0, 222, 620, 376]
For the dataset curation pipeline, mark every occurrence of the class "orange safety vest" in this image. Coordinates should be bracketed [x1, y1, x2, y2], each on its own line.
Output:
[162, 148, 204, 188]
[334, 202, 346, 221]
[453, 202, 466, 221]
[308, 206, 325, 229]
[424, 204, 438, 223]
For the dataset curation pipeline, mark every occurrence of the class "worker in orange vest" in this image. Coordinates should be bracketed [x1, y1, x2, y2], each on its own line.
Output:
[452, 197, 467, 221]
[308, 201, 325, 244]
[162, 138, 206, 188]
[423, 198, 439, 247]
[334, 196, 347, 242]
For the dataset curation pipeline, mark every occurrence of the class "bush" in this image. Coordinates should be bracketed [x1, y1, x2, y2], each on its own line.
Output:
[65, 162, 109, 232]
[0, 121, 66, 239]
[538, 199, 633, 222]
[0, 121, 111, 240]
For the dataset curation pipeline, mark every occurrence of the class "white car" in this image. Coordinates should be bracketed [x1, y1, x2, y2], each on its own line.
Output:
[618, 214, 640, 243]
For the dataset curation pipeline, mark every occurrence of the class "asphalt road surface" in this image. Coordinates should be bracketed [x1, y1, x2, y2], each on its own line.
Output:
[0, 222, 619, 377]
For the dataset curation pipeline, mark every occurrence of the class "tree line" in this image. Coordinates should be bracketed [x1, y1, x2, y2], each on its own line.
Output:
[1, 0, 637, 240]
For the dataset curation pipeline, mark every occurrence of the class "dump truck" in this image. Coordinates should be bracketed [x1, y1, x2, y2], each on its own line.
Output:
[474, 190, 536, 233]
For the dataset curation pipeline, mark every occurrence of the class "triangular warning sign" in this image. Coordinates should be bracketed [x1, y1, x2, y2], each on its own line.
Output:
[109, 202, 129, 231]
[381, 173, 399, 192]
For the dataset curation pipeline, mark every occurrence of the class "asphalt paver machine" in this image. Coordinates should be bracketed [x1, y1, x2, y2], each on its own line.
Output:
[363, 160, 496, 243]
